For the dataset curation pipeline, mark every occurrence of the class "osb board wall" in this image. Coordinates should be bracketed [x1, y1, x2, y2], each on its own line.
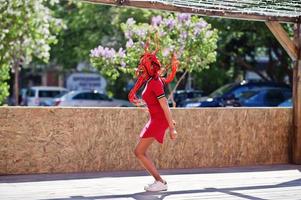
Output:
[0, 107, 292, 175]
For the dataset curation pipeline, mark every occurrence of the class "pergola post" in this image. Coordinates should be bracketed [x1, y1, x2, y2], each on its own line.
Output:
[265, 21, 298, 61]
[265, 21, 301, 164]
[292, 22, 301, 164]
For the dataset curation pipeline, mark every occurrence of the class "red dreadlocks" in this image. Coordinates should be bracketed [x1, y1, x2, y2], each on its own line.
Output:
[128, 38, 179, 106]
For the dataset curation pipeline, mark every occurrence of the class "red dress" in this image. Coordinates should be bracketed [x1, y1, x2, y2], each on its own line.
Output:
[140, 77, 169, 144]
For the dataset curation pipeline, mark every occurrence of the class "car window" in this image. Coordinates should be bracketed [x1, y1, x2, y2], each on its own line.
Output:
[38, 90, 63, 98]
[208, 83, 235, 98]
[233, 86, 287, 99]
[264, 90, 286, 106]
[174, 93, 187, 100]
[283, 90, 292, 99]
[73, 92, 94, 100]
[92, 93, 109, 100]
[231, 86, 248, 98]
[237, 90, 260, 101]
[53, 91, 68, 98]
[188, 91, 202, 99]
[26, 89, 36, 97]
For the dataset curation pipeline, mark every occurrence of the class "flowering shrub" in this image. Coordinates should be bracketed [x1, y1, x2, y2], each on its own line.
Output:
[0, 0, 63, 105]
[90, 14, 217, 104]
[91, 13, 218, 81]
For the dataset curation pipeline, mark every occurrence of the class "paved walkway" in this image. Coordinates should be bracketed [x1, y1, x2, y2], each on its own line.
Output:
[1, 165, 301, 200]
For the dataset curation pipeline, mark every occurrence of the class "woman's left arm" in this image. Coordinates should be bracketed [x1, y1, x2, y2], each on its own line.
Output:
[158, 97, 177, 140]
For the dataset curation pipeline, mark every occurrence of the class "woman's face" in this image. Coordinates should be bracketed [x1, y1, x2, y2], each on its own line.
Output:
[152, 62, 160, 71]
[135, 54, 160, 79]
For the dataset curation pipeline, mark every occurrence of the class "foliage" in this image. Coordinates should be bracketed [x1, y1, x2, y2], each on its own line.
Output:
[49, 2, 158, 99]
[0, 64, 9, 105]
[50, 1, 157, 71]
[0, 0, 63, 66]
[206, 18, 293, 85]
[90, 13, 218, 84]
[0, 0, 63, 104]
[188, 18, 294, 94]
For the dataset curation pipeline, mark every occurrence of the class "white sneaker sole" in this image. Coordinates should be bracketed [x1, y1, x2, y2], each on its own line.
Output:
[145, 188, 168, 192]
[144, 187, 168, 192]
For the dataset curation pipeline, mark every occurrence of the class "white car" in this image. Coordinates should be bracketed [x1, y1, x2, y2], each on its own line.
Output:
[25, 86, 68, 106]
[54, 90, 132, 107]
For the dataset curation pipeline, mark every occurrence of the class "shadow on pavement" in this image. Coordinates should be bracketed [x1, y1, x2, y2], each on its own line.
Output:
[1, 164, 300, 184]
[40, 177, 301, 200]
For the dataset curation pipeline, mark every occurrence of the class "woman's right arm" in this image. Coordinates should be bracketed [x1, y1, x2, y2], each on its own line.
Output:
[158, 97, 177, 140]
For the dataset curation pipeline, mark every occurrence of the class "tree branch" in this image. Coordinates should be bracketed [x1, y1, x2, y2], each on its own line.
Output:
[236, 57, 270, 81]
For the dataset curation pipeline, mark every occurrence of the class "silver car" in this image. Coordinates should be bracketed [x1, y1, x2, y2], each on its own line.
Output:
[25, 86, 68, 106]
[54, 90, 132, 107]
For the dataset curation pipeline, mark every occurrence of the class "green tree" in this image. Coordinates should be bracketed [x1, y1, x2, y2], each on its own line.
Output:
[0, 0, 63, 105]
[49, 2, 158, 99]
[0, 64, 9, 105]
[189, 18, 293, 95]
[50, 2, 157, 70]
[209, 19, 292, 83]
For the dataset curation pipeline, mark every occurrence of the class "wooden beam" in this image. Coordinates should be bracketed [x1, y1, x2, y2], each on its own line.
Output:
[83, 0, 299, 23]
[266, 21, 298, 61]
[292, 22, 301, 164]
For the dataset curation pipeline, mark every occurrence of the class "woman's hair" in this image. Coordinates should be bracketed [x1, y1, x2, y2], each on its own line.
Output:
[128, 37, 179, 106]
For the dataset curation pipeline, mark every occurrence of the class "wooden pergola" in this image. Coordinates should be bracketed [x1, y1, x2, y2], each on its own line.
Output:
[84, 0, 301, 164]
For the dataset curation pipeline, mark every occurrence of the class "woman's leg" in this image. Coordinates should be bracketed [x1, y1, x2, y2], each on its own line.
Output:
[134, 137, 164, 183]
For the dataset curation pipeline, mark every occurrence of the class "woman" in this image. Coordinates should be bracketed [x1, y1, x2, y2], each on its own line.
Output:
[128, 41, 179, 192]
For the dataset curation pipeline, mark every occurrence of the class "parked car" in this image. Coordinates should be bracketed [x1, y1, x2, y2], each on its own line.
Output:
[53, 90, 132, 107]
[278, 98, 292, 107]
[169, 89, 203, 107]
[184, 81, 291, 107]
[25, 86, 68, 106]
[236, 88, 291, 107]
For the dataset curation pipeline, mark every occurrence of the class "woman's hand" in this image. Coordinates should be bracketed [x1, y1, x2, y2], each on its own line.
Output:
[133, 99, 146, 107]
[169, 128, 178, 140]
[172, 120, 176, 126]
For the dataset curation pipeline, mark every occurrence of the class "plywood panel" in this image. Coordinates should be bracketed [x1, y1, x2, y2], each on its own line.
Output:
[0, 107, 292, 174]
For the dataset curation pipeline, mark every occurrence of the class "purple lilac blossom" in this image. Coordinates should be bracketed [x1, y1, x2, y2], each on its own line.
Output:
[178, 45, 185, 57]
[124, 30, 133, 39]
[194, 21, 208, 36]
[124, 18, 136, 39]
[103, 47, 116, 59]
[177, 13, 191, 23]
[162, 48, 171, 57]
[163, 18, 176, 30]
[158, 29, 166, 37]
[121, 61, 126, 67]
[118, 48, 126, 58]
[140, 41, 145, 48]
[126, 39, 134, 48]
[90, 45, 104, 57]
[180, 31, 188, 40]
[151, 15, 162, 26]
[193, 28, 201, 37]
[90, 45, 117, 60]
[135, 28, 147, 38]
[90, 47, 98, 57]
[197, 21, 208, 28]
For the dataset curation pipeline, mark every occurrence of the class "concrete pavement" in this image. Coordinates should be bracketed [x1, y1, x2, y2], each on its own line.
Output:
[0, 165, 301, 200]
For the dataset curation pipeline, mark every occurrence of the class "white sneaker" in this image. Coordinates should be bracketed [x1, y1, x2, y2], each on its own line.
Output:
[146, 181, 156, 187]
[144, 181, 167, 192]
